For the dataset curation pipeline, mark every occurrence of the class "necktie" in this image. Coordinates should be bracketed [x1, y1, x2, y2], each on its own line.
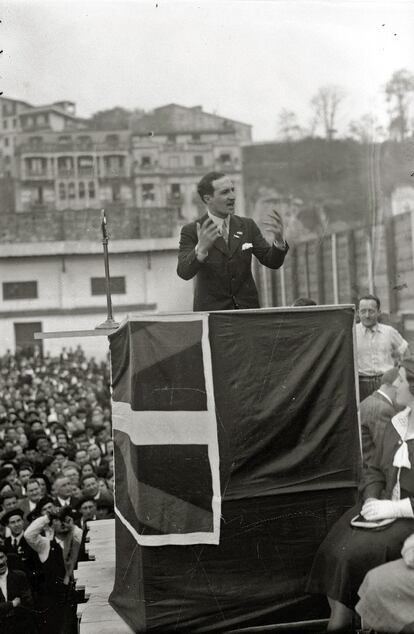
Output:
[221, 220, 229, 244]
[12, 538, 17, 549]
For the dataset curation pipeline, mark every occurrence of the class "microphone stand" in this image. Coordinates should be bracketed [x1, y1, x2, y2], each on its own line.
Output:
[95, 209, 120, 329]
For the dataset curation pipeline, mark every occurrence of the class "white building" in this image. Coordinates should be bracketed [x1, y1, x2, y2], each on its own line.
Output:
[0, 239, 192, 360]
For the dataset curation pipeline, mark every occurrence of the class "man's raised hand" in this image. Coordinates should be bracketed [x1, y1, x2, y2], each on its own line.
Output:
[196, 217, 219, 256]
[261, 209, 285, 245]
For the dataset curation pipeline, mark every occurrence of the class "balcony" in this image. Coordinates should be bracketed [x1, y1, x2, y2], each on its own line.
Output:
[17, 141, 129, 154]
[23, 170, 54, 181]
[78, 167, 95, 178]
[99, 167, 128, 179]
[57, 169, 76, 178]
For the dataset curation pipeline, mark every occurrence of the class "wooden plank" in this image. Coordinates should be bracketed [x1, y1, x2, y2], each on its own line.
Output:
[35, 328, 118, 340]
[77, 520, 134, 634]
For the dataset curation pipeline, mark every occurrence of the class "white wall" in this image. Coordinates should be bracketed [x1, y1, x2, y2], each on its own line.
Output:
[0, 245, 193, 359]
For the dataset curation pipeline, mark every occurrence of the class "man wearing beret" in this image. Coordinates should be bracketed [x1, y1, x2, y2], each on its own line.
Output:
[177, 171, 288, 311]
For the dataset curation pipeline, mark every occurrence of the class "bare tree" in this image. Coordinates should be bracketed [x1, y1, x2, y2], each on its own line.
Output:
[385, 68, 414, 140]
[310, 85, 346, 139]
[348, 113, 386, 143]
[277, 109, 304, 141]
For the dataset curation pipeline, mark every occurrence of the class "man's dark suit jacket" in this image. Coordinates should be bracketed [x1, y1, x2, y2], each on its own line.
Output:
[360, 390, 396, 469]
[0, 568, 34, 633]
[177, 213, 288, 311]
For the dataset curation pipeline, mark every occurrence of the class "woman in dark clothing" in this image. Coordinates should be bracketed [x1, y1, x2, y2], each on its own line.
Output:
[306, 357, 414, 631]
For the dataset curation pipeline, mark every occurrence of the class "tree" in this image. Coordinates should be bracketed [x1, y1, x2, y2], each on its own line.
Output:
[348, 113, 386, 143]
[88, 106, 144, 130]
[310, 85, 346, 139]
[385, 69, 414, 140]
[277, 109, 304, 141]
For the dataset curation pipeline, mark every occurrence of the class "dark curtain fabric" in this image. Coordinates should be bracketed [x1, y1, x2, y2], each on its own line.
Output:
[109, 307, 360, 631]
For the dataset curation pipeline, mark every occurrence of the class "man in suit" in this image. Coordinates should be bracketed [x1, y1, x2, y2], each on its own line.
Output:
[51, 475, 78, 509]
[2, 508, 38, 595]
[18, 478, 42, 521]
[0, 546, 34, 633]
[177, 171, 288, 311]
[360, 366, 401, 469]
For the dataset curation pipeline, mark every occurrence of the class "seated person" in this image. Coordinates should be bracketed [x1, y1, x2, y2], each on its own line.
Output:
[306, 357, 414, 631]
[356, 532, 414, 633]
[360, 366, 401, 469]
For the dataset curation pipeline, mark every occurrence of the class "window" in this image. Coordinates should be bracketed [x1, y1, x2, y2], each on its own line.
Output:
[77, 135, 92, 148]
[29, 136, 43, 148]
[13, 118, 17, 128]
[3, 281, 38, 301]
[219, 153, 232, 165]
[79, 182, 85, 199]
[29, 158, 45, 174]
[191, 133, 201, 142]
[58, 135, 72, 145]
[88, 181, 95, 199]
[59, 183, 66, 200]
[3, 120, 8, 130]
[106, 134, 119, 147]
[142, 183, 155, 202]
[35, 187, 43, 204]
[68, 182, 76, 199]
[168, 155, 179, 168]
[170, 183, 181, 200]
[167, 134, 176, 143]
[194, 155, 204, 167]
[4, 138, 9, 147]
[91, 277, 126, 296]
[112, 183, 121, 202]
[141, 156, 152, 167]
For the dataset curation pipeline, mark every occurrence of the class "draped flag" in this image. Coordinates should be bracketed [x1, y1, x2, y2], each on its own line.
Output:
[109, 307, 361, 632]
[110, 314, 221, 546]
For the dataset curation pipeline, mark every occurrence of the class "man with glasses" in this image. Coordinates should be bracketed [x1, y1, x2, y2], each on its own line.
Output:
[356, 294, 409, 401]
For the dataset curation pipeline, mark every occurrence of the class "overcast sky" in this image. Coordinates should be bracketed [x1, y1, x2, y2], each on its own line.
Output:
[1, 0, 414, 140]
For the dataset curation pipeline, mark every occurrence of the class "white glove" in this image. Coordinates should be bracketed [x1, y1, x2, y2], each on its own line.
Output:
[361, 498, 414, 521]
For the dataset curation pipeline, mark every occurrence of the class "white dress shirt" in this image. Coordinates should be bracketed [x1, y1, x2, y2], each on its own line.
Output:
[0, 570, 8, 601]
[356, 322, 408, 376]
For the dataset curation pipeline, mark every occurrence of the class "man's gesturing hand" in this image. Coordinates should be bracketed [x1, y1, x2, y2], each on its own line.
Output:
[261, 209, 285, 245]
[196, 218, 219, 258]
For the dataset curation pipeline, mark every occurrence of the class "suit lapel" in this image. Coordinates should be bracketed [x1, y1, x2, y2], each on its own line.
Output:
[228, 216, 244, 257]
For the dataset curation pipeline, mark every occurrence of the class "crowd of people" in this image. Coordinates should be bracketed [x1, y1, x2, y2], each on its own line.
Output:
[2, 292, 414, 633]
[0, 345, 114, 633]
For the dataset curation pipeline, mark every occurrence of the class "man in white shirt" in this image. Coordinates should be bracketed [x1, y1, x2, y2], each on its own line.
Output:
[177, 171, 288, 311]
[356, 294, 409, 401]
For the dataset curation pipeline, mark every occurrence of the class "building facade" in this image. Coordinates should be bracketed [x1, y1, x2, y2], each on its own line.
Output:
[131, 104, 251, 221]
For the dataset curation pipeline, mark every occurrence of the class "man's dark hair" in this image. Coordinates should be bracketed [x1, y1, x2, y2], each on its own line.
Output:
[381, 367, 400, 386]
[197, 172, 226, 203]
[80, 473, 98, 486]
[292, 297, 317, 307]
[359, 294, 381, 310]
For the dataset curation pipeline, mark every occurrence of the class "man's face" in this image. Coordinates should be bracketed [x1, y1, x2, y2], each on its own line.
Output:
[75, 450, 88, 465]
[8, 515, 24, 536]
[55, 477, 71, 499]
[3, 497, 17, 511]
[64, 468, 80, 486]
[80, 500, 96, 521]
[26, 481, 41, 502]
[358, 299, 380, 329]
[19, 469, 32, 486]
[204, 176, 236, 218]
[83, 477, 99, 497]
[88, 445, 100, 461]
